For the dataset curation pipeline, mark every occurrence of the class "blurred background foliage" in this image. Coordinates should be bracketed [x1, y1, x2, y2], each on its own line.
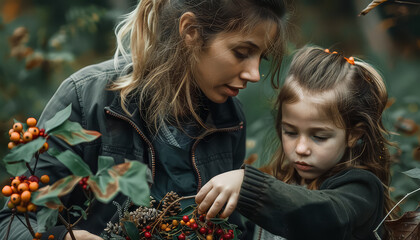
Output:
[1, 0, 420, 217]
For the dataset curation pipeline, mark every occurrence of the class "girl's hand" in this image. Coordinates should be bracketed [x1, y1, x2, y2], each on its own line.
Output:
[195, 169, 244, 219]
[65, 230, 103, 240]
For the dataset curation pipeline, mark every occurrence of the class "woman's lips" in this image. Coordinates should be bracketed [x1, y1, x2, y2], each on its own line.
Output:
[294, 161, 313, 171]
[224, 85, 241, 97]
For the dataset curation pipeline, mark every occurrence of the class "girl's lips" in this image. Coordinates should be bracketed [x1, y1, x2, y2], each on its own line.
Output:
[224, 85, 241, 97]
[294, 161, 313, 171]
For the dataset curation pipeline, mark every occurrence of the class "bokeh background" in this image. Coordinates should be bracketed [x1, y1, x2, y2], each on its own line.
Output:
[1, 0, 420, 217]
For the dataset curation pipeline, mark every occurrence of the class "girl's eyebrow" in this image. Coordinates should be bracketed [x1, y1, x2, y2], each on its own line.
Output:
[281, 121, 334, 132]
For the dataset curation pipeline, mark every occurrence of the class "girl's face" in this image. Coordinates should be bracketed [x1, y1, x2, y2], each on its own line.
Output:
[195, 22, 277, 103]
[281, 91, 348, 182]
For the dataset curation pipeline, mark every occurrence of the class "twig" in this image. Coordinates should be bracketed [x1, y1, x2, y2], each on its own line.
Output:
[24, 213, 36, 237]
[15, 215, 28, 228]
[73, 198, 96, 226]
[33, 152, 39, 174]
[3, 213, 15, 240]
[25, 162, 35, 176]
[58, 213, 76, 240]
[373, 186, 420, 239]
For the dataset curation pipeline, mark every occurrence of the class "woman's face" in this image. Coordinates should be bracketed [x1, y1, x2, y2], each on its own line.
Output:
[280, 91, 348, 182]
[194, 21, 277, 103]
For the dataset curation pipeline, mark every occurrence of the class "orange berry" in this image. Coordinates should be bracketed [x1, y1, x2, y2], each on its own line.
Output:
[161, 223, 167, 230]
[29, 181, 39, 192]
[8, 142, 17, 150]
[7, 200, 15, 209]
[39, 142, 49, 153]
[48, 235, 55, 240]
[13, 123, 23, 132]
[27, 202, 37, 212]
[172, 220, 179, 226]
[40, 175, 50, 184]
[16, 205, 27, 213]
[35, 232, 42, 239]
[180, 220, 186, 225]
[8, 129, 14, 137]
[21, 190, 31, 203]
[18, 182, 29, 193]
[10, 132, 21, 143]
[23, 132, 33, 142]
[28, 127, 39, 137]
[2, 185, 13, 197]
[186, 222, 191, 227]
[189, 218, 195, 224]
[26, 117, 37, 127]
[206, 235, 213, 240]
[10, 193, 21, 205]
[165, 227, 171, 231]
[11, 178, 21, 188]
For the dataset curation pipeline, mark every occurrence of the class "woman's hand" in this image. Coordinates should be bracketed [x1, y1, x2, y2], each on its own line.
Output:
[65, 230, 103, 240]
[195, 169, 244, 219]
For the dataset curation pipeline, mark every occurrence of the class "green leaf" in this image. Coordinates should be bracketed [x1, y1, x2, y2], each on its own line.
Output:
[32, 175, 81, 208]
[5, 161, 27, 176]
[177, 205, 195, 217]
[109, 161, 150, 206]
[403, 168, 420, 180]
[88, 173, 119, 203]
[122, 221, 140, 240]
[49, 120, 101, 146]
[49, 149, 92, 177]
[3, 137, 46, 163]
[44, 103, 72, 133]
[72, 205, 88, 220]
[209, 217, 229, 224]
[97, 156, 114, 175]
[36, 207, 59, 232]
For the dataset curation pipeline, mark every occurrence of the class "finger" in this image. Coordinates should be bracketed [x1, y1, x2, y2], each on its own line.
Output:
[219, 193, 239, 219]
[206, 192, 229, 219]
[196, 181, 213, 204]
[197, 187, 220, 214]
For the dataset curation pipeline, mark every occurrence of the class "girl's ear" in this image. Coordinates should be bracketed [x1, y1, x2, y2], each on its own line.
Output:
[348, 123, 365, 148]
[179, 12, 199, 45]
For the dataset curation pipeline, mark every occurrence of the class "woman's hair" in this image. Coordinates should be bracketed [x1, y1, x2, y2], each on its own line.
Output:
[270, 45, 395, 220]
[110, 0, 289, 133]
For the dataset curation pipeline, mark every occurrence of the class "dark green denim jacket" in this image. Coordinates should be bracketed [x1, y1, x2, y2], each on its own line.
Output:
[0, 59, 247, 239]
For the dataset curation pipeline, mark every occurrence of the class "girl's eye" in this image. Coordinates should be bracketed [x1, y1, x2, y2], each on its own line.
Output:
[283, 130, 297, 136]
[313, 135, 329, 141]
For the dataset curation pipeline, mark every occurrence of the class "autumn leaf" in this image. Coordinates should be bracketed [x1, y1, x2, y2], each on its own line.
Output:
[385, 210, 420, 239]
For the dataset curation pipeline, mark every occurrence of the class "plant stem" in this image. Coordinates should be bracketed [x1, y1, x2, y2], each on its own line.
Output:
[24, 213, 36, 237]
[33, 152, 39, 174]
[25, 162, 35, 176]
[4, 213, 15, 240]
[58, 213, 76, 240]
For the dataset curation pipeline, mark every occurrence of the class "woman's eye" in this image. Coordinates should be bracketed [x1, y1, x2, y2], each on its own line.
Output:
[234, 50, 249, 59]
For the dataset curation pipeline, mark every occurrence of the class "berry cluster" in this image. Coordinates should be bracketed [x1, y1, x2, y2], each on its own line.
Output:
[1, 175, 50, 213]
[173, 214, 235, 240]
[78, 176, 90, 190]
[8, 117, 49, 152]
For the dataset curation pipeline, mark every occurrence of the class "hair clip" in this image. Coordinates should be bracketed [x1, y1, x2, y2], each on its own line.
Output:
[344, 56, 355, 65]
[324, 49, 337, 54]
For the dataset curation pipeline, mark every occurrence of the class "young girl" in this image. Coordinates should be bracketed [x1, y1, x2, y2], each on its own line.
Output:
[0, 0, 289, 239]
[196, 45, 394, 239]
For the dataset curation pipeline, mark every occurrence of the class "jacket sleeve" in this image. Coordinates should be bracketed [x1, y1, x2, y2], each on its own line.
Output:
[0, 77, 84, 240]
[236, 165, 384, 240]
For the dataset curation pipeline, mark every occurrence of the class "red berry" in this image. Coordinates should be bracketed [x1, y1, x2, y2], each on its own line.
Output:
[206, 221, 213, 227]
[144, 232, 151, 238]
[146, 225, 152, 231]
[199, 215, 205, 222]
[207, 229, 213, 235]
[199, 227, 207, 235]
[182, 215, 189, 222]
[28, 175, 39, 183]
[178, 233, 186, 240]
[216, 229, 224, 236]
[224, 233, 232, 239]
[191, 223, 198, 230]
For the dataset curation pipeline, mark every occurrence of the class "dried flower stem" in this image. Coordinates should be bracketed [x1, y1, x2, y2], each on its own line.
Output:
[24, 213, 36, 237]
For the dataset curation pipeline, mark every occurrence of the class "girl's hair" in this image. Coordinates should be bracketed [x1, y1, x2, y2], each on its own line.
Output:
[270, 45, 395, 220]
[110, 0, 289, 133]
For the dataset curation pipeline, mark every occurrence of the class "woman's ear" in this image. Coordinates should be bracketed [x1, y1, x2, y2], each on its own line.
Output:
[179, 12, 199, 45]
[348, 123, 365, 148]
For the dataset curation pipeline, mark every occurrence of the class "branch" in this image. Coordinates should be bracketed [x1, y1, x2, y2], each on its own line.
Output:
[58, 213, 76, 240]
[3, 213, 15, 240]
[24, 213, 36, 237]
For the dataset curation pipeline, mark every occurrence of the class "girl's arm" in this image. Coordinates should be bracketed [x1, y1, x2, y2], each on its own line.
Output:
[237, 165, 384, 239]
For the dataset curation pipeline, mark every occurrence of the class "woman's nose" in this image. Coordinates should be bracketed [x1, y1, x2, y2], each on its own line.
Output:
[240, 57, 260, 83]
[295, 136, 311, 156]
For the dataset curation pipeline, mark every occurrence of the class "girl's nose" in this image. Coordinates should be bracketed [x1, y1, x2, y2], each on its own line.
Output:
[240, 58, 260, 83]
[295, 136, 311, 156]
